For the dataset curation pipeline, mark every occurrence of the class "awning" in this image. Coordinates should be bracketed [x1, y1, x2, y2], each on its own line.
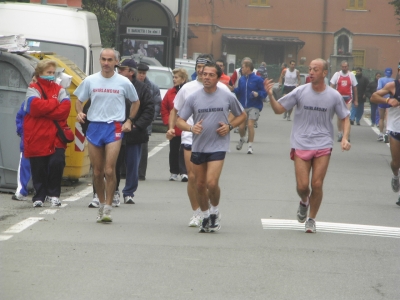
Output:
[222, 34, 304, 46]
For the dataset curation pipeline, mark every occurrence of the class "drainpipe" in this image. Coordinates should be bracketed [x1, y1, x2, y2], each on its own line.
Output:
[322, 0, 327, 59]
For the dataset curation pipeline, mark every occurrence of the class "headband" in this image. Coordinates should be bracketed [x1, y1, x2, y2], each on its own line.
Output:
[196, 57, 212, 65]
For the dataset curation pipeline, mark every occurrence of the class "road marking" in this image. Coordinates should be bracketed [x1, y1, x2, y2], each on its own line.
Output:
[63, 186, 93, 202]
[39, 209, 58, 215]
[0, 235, 13, 241]
[148, 140, 169, 158]
[261, 219, 400, 238]
[3, 217, 43, 234]
[363, 117, 390, 148]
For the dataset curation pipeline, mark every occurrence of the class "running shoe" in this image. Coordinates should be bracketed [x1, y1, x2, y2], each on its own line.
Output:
[89, 193, 100, 208]
[236, 138, 245, 151]
[199, 217, 210, 233]
[377, 134, 384, 142]
[188, 214, 202, 227]
[396, 195, 400, 206]
[33, 200, 43, 208]
[391, 176, 400, 193]
[45, 196, 51, 203]
[384, 134, 389, 143]
[181, 174, 188, 182]
[254, 121, 258, 128]
[169, 174, 179, 181]
[112, 191, 120, 207]
[247, 146, 253, 154]
[102, 207, 112, 223]
[209, 212, 221, 232]
[96, 206, 104, 223]
[283, 112, 287, 119]
[350, 120, 354, 125]
[287, 116, 291, 121]
[12, 193, 28, 201]
[124, 195, 135, 204]
[49, 197, 61, 207]
[337, 133, 343, 142]
[297, 202, 308, 223]
[356, 122, 360, 126]
[305, 218, 316, 233]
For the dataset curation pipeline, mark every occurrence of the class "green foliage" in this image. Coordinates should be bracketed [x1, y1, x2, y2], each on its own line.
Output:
[389, 0, 400, 22]
[82, 0, 130, 48]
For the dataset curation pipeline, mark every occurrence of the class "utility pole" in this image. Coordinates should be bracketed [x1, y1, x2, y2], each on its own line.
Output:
[179, 0, 188, 59]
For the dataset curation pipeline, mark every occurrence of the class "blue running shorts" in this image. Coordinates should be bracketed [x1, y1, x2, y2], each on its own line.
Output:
[86, 121, 123, 147]
[190, 152, 226, 165]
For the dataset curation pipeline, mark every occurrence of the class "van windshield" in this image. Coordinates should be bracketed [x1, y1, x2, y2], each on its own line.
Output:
[27, 40, 86, 72]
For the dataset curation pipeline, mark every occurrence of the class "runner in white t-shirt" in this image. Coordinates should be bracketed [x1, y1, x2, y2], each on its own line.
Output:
[75, 48, 140, 223]
[166, 54, 232, 227]
[265, 58, 351, 234]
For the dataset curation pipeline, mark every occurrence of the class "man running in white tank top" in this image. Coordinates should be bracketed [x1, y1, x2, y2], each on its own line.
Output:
[278, 60, 301, 121]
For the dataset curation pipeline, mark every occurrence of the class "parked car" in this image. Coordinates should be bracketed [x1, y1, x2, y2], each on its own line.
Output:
[175, 58, 196, 81]
[121, 54, 162, 67]
[146, 66, 174, 124]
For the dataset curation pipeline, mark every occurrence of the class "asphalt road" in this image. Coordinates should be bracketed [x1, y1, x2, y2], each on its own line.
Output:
[1, 103, 399, 300]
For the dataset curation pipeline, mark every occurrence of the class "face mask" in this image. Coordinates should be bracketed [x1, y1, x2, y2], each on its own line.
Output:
[40, 75, 55, 81]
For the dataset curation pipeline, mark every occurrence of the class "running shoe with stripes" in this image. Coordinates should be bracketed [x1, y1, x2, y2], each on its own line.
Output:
[169, 174, 179, 181]
[124, 195, 135, 204]
[305, 218, 316, 233]
[391, 176, 400, 193]
[12, 193, 28, 201]
[209, 212, 221, 232]
[33, 200, 43, 207]
[236, 138, 245, 150]
[188, 214, 202, 227]
[297, 202, 309, 223]
[89, 193, 100, 208]
[96, 206, 104, 223]
[49, 197, 61, 207]
[199, 217, 210, 233]
[247, 146, 253, 154]
[112, 191, 120, 207]
[101, 207, 112, 223]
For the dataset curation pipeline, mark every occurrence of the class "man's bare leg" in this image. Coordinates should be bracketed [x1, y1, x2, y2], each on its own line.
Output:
[183, 149, 199, 210]
[238, 120, 247, 140]
[103, 140, 122, 206]
[308, 155, 330, 219]
[390, 135, 400, 177]
[205, 160, 224, 207]
[192, 162, 208, 212]
[88, 143, 106, 204]
[247, 119, 255, 143]
[294, 156, 312, 203]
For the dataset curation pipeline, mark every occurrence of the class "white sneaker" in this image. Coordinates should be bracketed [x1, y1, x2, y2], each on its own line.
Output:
[89, 194, 100, 208]
[112, 191, 120, 207]
[236, 138, 245, 150]
[96, 205, 104, 223]
[102, 206, 112, 223]
[169, 174, 179, 181]
[247, 146, 253, 154]
[33, 200, 43, 207]
[124, 195, 135, 204]
[12, 193, 28, 201]
[188, 214, 202, 227]
[181, 174, 188, 182]
[377, 134, 384, 142]
[49, 197, 61, 207]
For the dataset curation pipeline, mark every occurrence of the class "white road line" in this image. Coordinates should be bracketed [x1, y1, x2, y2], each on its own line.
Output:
[0, 235, 13, 241]
[60, 203, 68, 208]
[3, 217, 43, 234]
[63, 186, 93, 202]
[363, 117, 390, 148]
[261, 219, 400, 238]
[39, 209, 58, 215]
[148, 140, 169, 158]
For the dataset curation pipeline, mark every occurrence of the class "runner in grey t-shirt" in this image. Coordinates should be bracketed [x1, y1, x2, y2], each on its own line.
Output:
[264, 58, 351, 234]
[177, 62, 247, 234]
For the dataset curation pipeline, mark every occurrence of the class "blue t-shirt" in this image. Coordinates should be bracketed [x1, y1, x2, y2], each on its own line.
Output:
[74, 72, 138, 122]
[377, 77, 394, 98]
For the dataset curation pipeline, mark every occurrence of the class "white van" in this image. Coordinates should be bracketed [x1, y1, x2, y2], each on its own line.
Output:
[0, 2, 102, 75]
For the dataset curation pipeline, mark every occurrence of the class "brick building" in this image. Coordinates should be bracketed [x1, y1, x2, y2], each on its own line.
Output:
[185, 0, 400, 74]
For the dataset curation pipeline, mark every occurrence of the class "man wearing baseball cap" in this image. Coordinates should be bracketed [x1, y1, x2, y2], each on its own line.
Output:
[376, 68, 394, 142]
[135, 63, 162, 181]
[116, 59, 154, 204]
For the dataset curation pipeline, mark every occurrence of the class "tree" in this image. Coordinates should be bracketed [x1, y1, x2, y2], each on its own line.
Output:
[389, 0, 400, 23]
[82, 0, 130, 48]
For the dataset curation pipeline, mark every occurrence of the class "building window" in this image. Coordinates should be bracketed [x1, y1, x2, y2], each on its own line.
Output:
[250, 0, 270, 6]
[348, 0, 366, 10]
[352, 50, 365, 68]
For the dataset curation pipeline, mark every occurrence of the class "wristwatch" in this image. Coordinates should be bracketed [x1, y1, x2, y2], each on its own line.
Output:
[228, 123, 234, 131]
[128, 117, 135, 123]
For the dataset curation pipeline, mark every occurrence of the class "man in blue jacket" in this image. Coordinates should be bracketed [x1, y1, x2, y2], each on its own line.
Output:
[230, 60, 266, 154]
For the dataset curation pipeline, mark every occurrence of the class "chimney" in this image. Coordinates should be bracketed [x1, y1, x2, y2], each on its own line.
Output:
[30, 0, 82, 8]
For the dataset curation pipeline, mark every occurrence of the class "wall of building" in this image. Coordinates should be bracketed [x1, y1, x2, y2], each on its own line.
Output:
[186, 0, 399, 71]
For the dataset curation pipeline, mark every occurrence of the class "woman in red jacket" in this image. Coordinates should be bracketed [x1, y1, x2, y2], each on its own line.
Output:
[161, 68, 188, 181]
[23, 60, 71, 207]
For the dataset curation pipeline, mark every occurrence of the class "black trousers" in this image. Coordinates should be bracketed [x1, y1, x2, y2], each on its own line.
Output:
[30, 148, 65, 201]
[169, 136, 187, 175]
[139, 141, 148, 179]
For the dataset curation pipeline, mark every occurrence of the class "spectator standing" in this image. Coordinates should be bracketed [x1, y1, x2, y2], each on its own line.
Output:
[161, 68, 189, 182]
[365, 72, 381, 127]
[24, 59, 71, 208]
[350, 67, 369, 125]
[136, 63, 162, 181]
[12, 102, 31, 201]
